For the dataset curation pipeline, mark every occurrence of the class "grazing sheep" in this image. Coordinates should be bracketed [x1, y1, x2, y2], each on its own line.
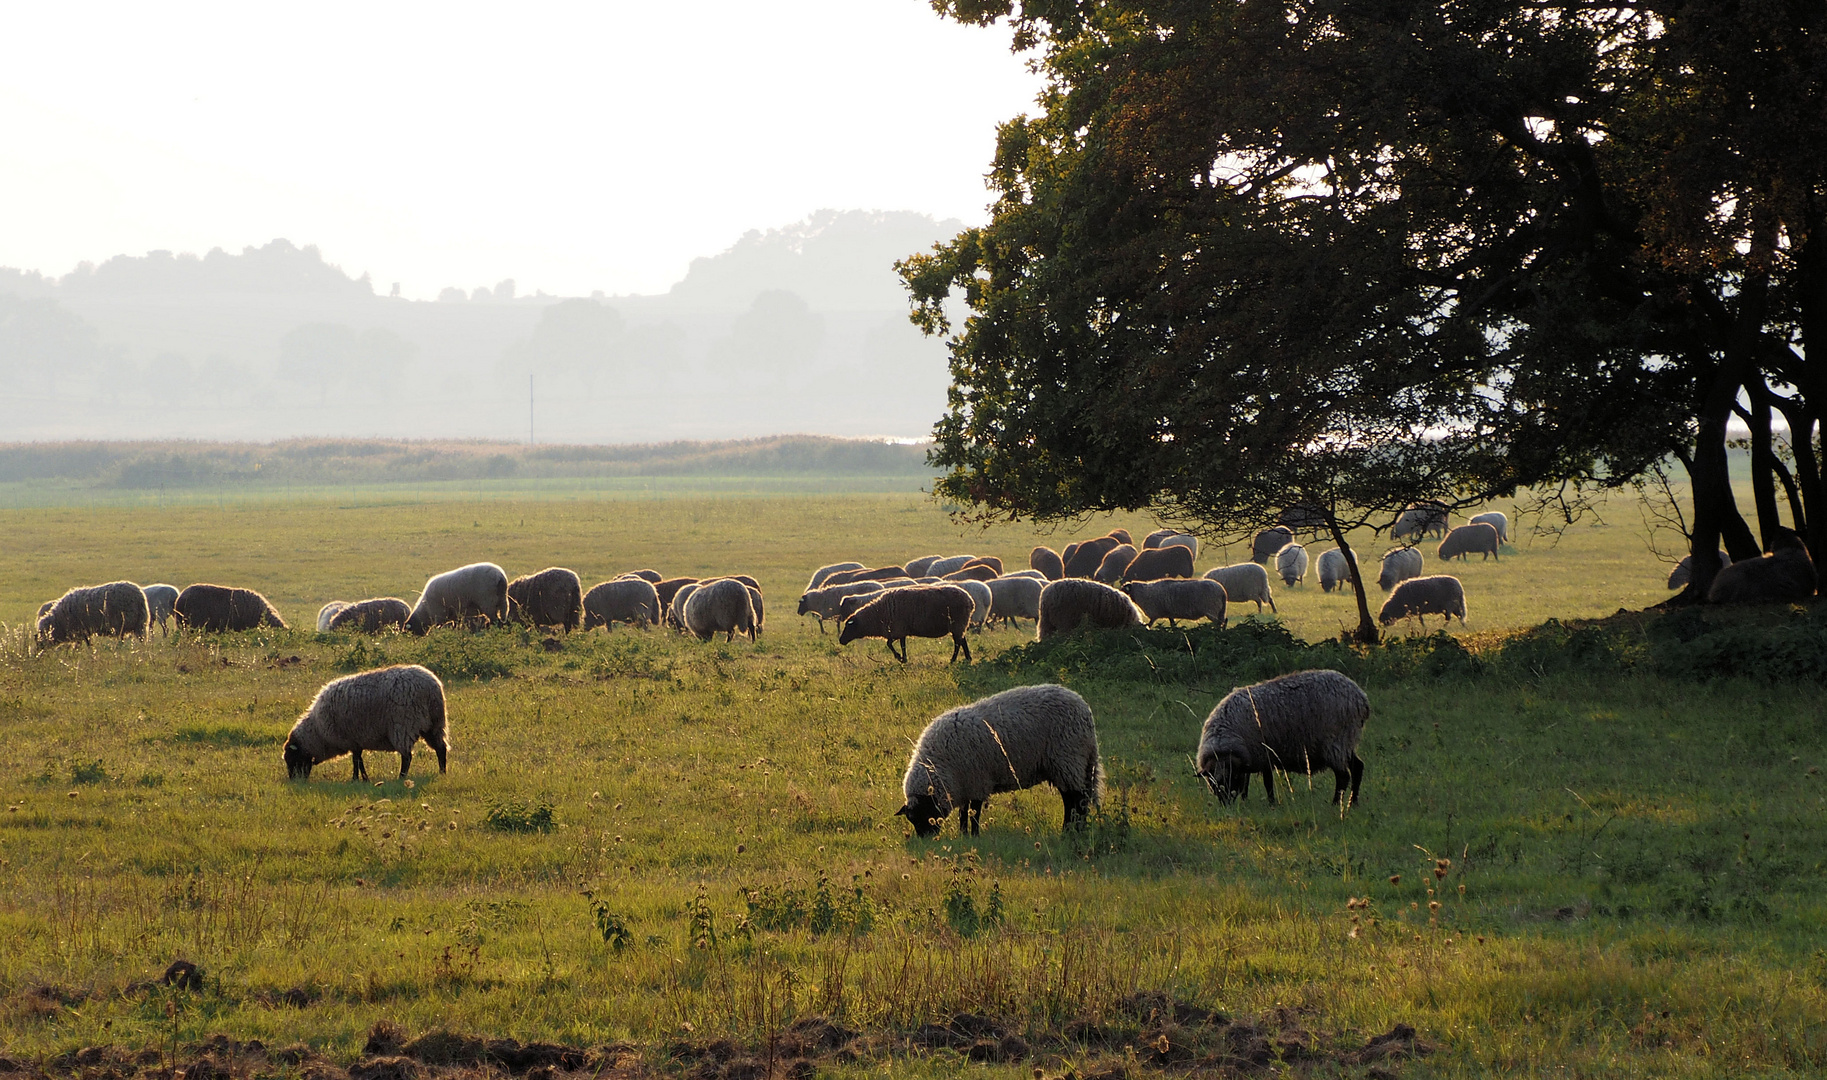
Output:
[1061, 542, 1082, 568]
[1393, 501, 1450, 541]
[1063, 536, 1122, 578]
[1707, 528, 1818, 603]
[1203, 563, 1277, 613]
[143, 584, 179, 635]
[1251, 526, 1295, 564]
[903, 555, 943, 578]
[962, 556, 1004, 576]
[617, 569, 662, 584]
[1377, 575, 1467, 628]
[1123, 578, 1228, 628]
[1030, 546, 1065, 580]
[1470, 511, 1509, 543]
[744, 584, 766, 634]
[655, 577, 699, 610]
[798, 581, 890, 630]
[837, 584, 975, 663]
[684, 578, 757, 642]
[1106, 528, 1134, 546]
[1004, 569, 1050, 581]
[1667, 550, 1731, 590]
[943, 564, 1000, 583]
[1093, 544, 1139, 583]
[1437, 522, 1500, 562]
[1159, 534, 1198, 558]
[806, 562, 865, 591]
[824, 565, 909, 587]
[36, 582, 151, 643]
[986, 575, 1045, 629]
[1036, 578, 1146, 640]
[406, 563, 508, 634]
[1316, 548, 1360, 593]
[896, 684, 1102, 837]
[1122, 545, 1195, 582]
[926, 555, 978, 577]
[584, 578, 663, 629]
[1376, 546, 1425, 591]
[668, 582, 701, 630]
[1276, 543, 1310, 586]
[327, 598, 412, 634]
[1196, 669, 1368, 806]
[175, 584, 288, 632]
[507, 567, 584, 632]
[951, 578, 992, 630]
[1141, 529, 1178, 549]
[283, 664, 448, 782]
[316, 602, 350, 632]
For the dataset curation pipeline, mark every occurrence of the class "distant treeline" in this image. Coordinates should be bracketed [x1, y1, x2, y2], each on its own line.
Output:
[0, 437, 935, 488]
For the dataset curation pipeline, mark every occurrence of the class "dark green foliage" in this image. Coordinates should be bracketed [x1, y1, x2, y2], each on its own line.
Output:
[581, 889, 633, 952]
[483, 798, 556, 834]
[742, 874, 876, 937]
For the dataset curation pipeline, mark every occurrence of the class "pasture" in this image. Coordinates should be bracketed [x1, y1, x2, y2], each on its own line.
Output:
[0, 490, 1822, 1078]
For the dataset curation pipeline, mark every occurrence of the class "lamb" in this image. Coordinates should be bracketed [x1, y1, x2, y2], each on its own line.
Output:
[1093, 544, 1139, 583]
[655, 577, 699, 610]
[175, 584, 288, 632]
[283, 664, 448, 782]
[903, 555, 942, 577]
[620, 569, 664, 584]
[926, 555, 979, 577]
[1667, 550, 1731, 590]
[1203, 563, 1277, 613]
[1122, 544, 1195, 581]
[1123, 578, 1228, 628]
[806, 562, 865, 591]
[583, 578, 663, 629]
[1062, 536, 1122, 578]
[943, 564, 1000, 583]
[1470, 511, 1509, 543]
[507, 567, 583, 632]
[36, 582, 151, 643]
[896, 684, 1102, 837]
[985, 575, 1044, 629]
[837, 583, 975, 663]
[684, 578, 757, 642]
[1316, 548, 1360, 593]
[406, 563, 508, 634]
[142, 584, 179, 635]
[316, 602, 350, 632]
[1036, 578, 1146, 640]
[1706, 528, 1818, 603]
[1276, 543, 1309, 586]
[1376, 546, 1425, 591]
[1392, 501, 1450, 541]
[1196, 669, 1368, 806]
[1030, 546, 1065, 580]
[1251, 526, 1295, 564]
[327, 598, 412, 633]
[824, 565, 909, 587]
[668, 582, 701, 629]
[1377, 575, 1467, 628]
[1437, 522, 1500, 562]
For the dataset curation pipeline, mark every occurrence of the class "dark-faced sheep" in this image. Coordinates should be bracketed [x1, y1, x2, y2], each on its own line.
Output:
[1437, 522, 1500, 562]
[406, 563, 508, 634]
[1123, 578, 1227, 628]
[37, 582, 151, 643]
[327, 597, 412, 634]
[1030, 546, 1065, 580]
[1667, 550, 1731, 590]
[837, 584, 974, 663]
[1063, 536, 1122, 578]
[684, 578, 757, 642]
[143, 584, 179, 635]
[284, 664, 448, 782]
[1377, 547, 1424, 591]
[1378, 575, 1467, 628]
[798, 580, 887, 631]
[1036, 578, 1146, 640]
[807, 562, 865, 591]
[508, 567, 583, 632]
[175, 584, 287, 632]
[1197, 669, 1368, 806]
[1123, 545, 1194, 582]
[1093, 544, 1139, 584]
[1251, 527, 1295, 564]
[1707, 528, 1817, 603]
[896, 684, 1102, 837]
[1276, 543, 1309, 586]
[1316, 548, 1360, 593]
[584, 578, 662, 629]
[1204, 563, 1276, 613]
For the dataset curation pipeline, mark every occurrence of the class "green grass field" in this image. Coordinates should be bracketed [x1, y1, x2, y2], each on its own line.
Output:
[1, 489, 1822, 1078]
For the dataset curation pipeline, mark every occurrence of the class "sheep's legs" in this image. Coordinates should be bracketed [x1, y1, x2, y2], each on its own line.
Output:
[428, 732, 448, 773]
[1347, 754, 1363, 805]
[949, 632, 972, 663]
[397, 747, 412, 779]
[887, 638, 908, 663]
[1260, 768, 1276, 804]
[350, 750, 367, 782]
[958, 800, 982, 836]
[1061, 789, 1092, 829]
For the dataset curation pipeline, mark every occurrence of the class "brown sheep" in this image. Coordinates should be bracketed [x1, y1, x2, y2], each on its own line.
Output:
[508, 567, 584, 632]
[175, 584, 288, 632]
[327, 597, 412, 633]
[1030, 546, 1065, 580]
[837, 584, 974, 663]
[824, 565, 910, 587]
[1122, 545, 1195, 581]
[1064, 536, 1123, 578]
[1707, 529, 1817, 603]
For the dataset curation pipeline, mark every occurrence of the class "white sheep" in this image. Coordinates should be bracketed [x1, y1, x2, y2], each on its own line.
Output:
[1197, 669, 1368, 806]
[1392, 501, 1451, 541]
[316, 602, 351, 632]
[986, 576, 1045, 629]
[954, 578, 993, 630]
[1316, 548, 1360, 593]
[1376, 546, 1424, 591]
[284, 664, 449, 782]
[1276, 543, 1309, 586]
[903, 555, 943, 577]
[926, 555, 979, 577]
[1377, 574, 1467, 628]
[684, 578, 757, 642]
[895, 684, 1103, 837]
[1203, 563, 1276, 613]
[1123, 578, 1228, 628]
[806, 562, 866, 591]
[584, 578, 663, 630]
[1002, 569, 1049, 581]
[1036, 579, 1146, 640]
[1470, 511, 1509, 543]
[143, 584, 179, 635]
[668, 582, 701, 630]
[406, 563, 509, 634]
[797, 580, 888, 632]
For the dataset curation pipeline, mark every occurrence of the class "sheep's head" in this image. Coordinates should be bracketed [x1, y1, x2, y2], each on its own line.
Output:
[836, 617, 866, 646]
[796, 594, 812, 616]
[1196, 748, 1249, 804]
[894, 793, 946, 838]
[283, 736, 317, 780]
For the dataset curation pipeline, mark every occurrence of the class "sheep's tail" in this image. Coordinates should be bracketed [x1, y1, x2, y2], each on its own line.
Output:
[1085, 728, 1105, 807]
[428, 683, 449, 743]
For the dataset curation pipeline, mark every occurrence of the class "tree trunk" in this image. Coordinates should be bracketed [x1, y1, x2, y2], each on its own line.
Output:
[1795, 197, 1827, 569]
[1776, 396, 1824, 566]
[1744, 379, 1783, 545]
[1324, 510, 1379, 644]
[1687, 360, 1762, 599]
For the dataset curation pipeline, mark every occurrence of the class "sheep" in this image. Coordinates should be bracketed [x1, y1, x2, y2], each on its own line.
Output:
[926, 555, 979, 577]
[1377, 575, 1467, 628]
[283, 664, 448, 782]
[962, 556, 1004, 576]
[986, 575, 1044, 629]
[36, 582, 151, 643]
[1392, 501, 1450, 541]
[1030, 546, 1065, 580]
[1122, 545, 1195, 581]
[824, 566, 909, 587]
[806, 562, 865, 591]
[1203, 563, 1276, 613]
[895, 684, 1102, 837]
[684, 578, 757, 642]
[1004, 569, 1050, 581]
[1123, 578, 1228, 628]
[1706, 528, 1818, 603]
[584, 578, 663, 629]
[1061, 542, 1082, 568]
[1437, 522, 1500, 562]
[795, 580, 888, 629]
[1141, 529, 1178, 549]
[943, 564, 1000, 583]
[1251, 526, 1295, 564]
[175, 584, 288, 632]
[406, 563, 508, 634]
[1062, 536, 1122, 578]
[668, 582, 701, 630]
[1106, 528, 1134, 546]
[507, 567, 584, 632]
[1196, 669, 1368, 806]
[1159, 533, 1198, 558]
[745, 584, 766, 634]
[655, 577, 699, 611]
[316, 602, 350, 632]
[620, 569, 664, 584]
[954, 578, 993, 629]
[904, 555, 943, 577]
[1376, 546, 1424, 591]
[1093, 544, 1139, 583]
[1667, 550, 1731, 590]
[1316, 548, 1360, 593]
[837, 583, 975, 662]
[327, 598, 412, 633]
[143, 584, 179, 635]
[1036, 578, 1146, 640]
[1470, 511, 1509, 543]
[1276, 543, 1309, 586]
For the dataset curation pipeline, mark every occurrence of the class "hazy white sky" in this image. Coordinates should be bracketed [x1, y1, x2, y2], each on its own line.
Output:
[0, 2, 1041, 298]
